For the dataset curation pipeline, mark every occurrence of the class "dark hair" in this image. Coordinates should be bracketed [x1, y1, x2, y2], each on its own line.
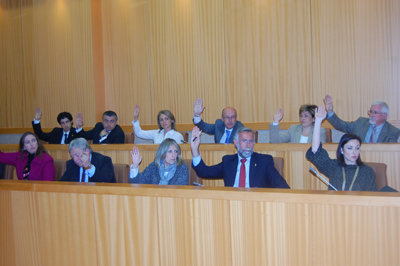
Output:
[336, 133, 363, 166]
[157, 110, 176, 130]
[57, 112, 73, 124]
[19, 132, 47, 158]
[102, 110, 118, 121]
[299, 104, 318, 118]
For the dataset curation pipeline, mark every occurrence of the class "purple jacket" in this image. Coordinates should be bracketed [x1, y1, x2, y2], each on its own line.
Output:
[0, 151, 55, 181]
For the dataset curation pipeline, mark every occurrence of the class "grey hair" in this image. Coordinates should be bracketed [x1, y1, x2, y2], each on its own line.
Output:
[154, 138, 183, 167]
[233, 127, 255, 143]
[68, 138, 92, 153]
[372, 101, 389, 115]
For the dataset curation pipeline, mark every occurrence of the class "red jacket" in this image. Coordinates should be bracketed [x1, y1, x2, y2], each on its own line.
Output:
[0, 151, 55, 181]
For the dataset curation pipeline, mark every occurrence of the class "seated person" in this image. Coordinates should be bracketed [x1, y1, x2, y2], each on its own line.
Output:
[32, 108, 81, 144]
[0, 132, 55, 181]
[306, 106, 377, 191]
[193, 98, 244, 143]
[191, 126, 289, 188]
[76, 111, 125, 144]
[60, 138, 116, 183]
[270, 105, 326, 143]
[129, 138, 188, 185]
[324, 94, 400, 143]
[132, 105, 184, 144]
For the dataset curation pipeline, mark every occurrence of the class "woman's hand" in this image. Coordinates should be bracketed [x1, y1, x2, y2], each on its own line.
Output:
[130, 146, 142, 169]
[133, 104, 140, 122]
[273, 108, 283, 123]
[314, 106, 327, 124]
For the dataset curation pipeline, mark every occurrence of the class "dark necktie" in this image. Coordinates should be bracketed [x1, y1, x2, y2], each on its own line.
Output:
[239, 159, 247, 187]
[80, 168, 86, 182]
[64, 133, 68, 144]
[369, 126, 376, 143]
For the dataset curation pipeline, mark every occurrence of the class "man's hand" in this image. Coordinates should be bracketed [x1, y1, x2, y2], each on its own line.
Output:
[34, 108, 42, 121]
[130, 146, 142, 169]
[75, 113, 84, 129]
[80, 150, 91, 169]
[133, 104, 140, 122]
[323, 94, 334, 114]
[273, 108, 283, 123]
[100, 129, 108, 137]
[190, 126, 202, 157]
[193, 98, 205, 117]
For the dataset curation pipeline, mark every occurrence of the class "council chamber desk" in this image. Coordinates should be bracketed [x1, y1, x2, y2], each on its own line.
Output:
[1, 143, 399, 190]
[0, 180, 399, 266]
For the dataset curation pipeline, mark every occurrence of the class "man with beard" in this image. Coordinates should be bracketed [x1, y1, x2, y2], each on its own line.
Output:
[190, 126, 289, 188]
[324, 95, 400, 143]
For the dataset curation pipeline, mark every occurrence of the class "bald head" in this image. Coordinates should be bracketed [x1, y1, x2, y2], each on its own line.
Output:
[221, 107, 237, 129]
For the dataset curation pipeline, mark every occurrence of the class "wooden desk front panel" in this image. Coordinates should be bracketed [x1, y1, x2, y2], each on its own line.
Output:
[0, 181, 399, 266]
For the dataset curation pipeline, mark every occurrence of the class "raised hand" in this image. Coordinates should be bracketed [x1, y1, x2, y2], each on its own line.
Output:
[190, 126, 202, 157]
[193, 98, 205, 117]
[75, 112, 84, 129]
[323, 94, 334, 113]
[133, 104, 140, 121]
[34, 107, 42, 121]
[273, 108, 283, 123]
[130, 146, 142, 169]
[315, 106, 327, 123]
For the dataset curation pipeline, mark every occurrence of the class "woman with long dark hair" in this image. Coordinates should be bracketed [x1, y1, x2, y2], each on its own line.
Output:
[306, 107, 377, 191]
[0, 132, 55, 180]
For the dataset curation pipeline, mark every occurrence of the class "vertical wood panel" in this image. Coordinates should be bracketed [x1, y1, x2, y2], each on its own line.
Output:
[101, 0, 151, 125]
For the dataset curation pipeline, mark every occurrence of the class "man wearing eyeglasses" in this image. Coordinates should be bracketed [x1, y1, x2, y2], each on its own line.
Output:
[323, 95, 400, 143]
[193, 98, 244, 143]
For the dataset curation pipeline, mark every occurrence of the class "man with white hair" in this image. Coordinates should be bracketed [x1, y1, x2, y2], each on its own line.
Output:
[60, 138, 116, 183]
[324, 94, 400, 143]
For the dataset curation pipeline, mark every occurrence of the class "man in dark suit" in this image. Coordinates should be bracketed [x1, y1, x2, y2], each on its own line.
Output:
[32, 108, 80, 144]
[60, 138, 116, 183]
[190, 126, 289, 188]
[192, 98, 244, 143]
[77, 110, 125, 144]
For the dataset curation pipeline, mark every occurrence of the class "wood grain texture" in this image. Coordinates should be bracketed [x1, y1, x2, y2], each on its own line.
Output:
[0, 181, 399, 266]
[1, 0, 399, 130]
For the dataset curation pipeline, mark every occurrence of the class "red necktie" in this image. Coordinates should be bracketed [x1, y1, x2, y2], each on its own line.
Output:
[80, 168, 86, 182]
[239, 159, 247, 187]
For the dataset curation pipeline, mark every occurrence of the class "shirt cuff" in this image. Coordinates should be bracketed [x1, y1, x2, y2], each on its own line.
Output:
[327, 111, 335, 118]
[272, 122, 279, 126]
[193, 116, 201, 124]
[75, 127, 83, 133]
[192, 155, 202, 167]
[129, 164, 139, 179]
[33, 120, 40, 124]
[86, 164, 96, 177]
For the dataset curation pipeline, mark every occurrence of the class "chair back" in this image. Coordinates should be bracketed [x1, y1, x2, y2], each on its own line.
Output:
[3, 165, 15, 179]
[183, 159, 202, 186]
[54, 159, 67, 181]
[272, 157, 284, 176]
[124, 132, 135, 143]
[325, 128, 332, 143]
[113, 163, 130, 183]
[365, 162, 387, 190]
[178, 131, 189, 143]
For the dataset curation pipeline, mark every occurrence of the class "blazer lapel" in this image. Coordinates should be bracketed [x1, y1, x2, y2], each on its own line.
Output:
[249, 154, 258, 187]
[226, 155, 238, 186]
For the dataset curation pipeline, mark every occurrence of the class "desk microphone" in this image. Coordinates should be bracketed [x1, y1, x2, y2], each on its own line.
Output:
[309, 167, 338, 191]
[193, 182, 203, 186]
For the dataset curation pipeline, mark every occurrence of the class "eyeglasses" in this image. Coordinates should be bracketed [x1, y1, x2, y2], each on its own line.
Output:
[368, 110, 384, 115]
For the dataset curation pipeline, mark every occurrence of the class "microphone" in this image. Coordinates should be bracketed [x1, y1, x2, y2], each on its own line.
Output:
[193, 182, 203, 186]
[309, 167, 338, 191]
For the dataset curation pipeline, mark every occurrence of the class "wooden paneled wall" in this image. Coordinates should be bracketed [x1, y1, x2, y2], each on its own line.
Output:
[0, 0, 399, 128]
[1, 181, 399, 266]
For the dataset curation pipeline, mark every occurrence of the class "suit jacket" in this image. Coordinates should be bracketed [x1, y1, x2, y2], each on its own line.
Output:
[327, 113, 400, 143]
[60, 152, 116, 183]
[79, 122, 125, 144]
[270, 123, 326, 143]
[193, 152, 290, 188]
[194, 119, 244, 143]
[32, 122, 79, 144]
[129, 162, 188, 185]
